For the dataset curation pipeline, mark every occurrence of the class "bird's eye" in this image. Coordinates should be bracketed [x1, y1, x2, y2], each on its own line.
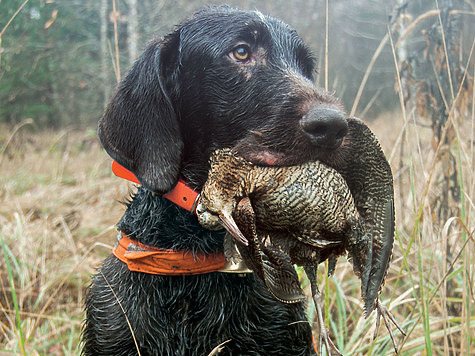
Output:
[232, 45, 250, 62]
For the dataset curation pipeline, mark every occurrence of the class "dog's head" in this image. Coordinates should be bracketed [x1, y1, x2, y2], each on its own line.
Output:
[98, 6, 348, 193]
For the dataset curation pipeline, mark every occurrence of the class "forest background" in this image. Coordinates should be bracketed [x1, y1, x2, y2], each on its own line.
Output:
[0, 0, 474, 355]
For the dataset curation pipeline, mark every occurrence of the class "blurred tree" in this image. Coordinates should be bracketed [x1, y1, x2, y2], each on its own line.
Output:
[0, 0, 110, 127]
[126, 0, 138, 64]
[395, 0, 473, 221]
[0, 0, 472, 127]
[100, 0, 110, 107]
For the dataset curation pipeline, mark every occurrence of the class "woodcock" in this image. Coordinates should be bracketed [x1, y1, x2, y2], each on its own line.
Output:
[196, 117, 405, 354]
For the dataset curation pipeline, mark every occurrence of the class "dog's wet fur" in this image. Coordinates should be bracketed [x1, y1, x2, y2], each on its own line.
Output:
[83, 6, 348, 355]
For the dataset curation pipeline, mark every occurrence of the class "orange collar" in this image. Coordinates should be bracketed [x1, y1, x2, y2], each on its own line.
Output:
[113, 232, 226, 275]
[111, 160, 200, 213]
[110, 161, 252, 275]
[111, 161, 221, 275]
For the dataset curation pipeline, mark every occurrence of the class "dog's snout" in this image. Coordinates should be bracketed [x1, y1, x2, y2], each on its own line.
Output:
[300, 107, 348, 149]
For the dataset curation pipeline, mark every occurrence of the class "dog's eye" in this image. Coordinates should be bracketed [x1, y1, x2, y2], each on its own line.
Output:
[232, 45, 251, 62]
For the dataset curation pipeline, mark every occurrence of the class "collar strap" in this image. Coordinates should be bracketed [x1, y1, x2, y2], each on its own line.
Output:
[111, 160, 200, 213]
[114, 234, 315, 353]
[113, 232, 227, 275]
[111, 161, 253, 275]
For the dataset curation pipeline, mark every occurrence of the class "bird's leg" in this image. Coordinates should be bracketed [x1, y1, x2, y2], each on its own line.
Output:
[234, 199, 305, 303]
[374, 299, 406, 354]
[304, 267, 342, 356]
[231, 198, 265, 276]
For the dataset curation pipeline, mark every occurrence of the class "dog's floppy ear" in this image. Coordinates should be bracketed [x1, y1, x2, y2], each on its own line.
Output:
[98, 34, 183, 194]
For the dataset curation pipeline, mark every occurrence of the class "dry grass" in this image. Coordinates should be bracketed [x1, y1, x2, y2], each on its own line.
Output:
[0, 126, 129, 354]
[0, 2, 474, 354]
[0, 106, 473, 355]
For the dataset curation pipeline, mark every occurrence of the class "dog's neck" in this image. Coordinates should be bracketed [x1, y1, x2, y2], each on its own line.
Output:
[117, 187, 226, 253]
[112, 160, 200, 212]
[111, 160, 225, 252]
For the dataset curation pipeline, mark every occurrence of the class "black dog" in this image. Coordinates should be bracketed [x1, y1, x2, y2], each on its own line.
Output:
[83, 6, 348, 355]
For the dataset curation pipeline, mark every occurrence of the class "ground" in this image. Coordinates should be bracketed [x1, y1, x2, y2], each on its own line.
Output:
[0, 113, 473, 355]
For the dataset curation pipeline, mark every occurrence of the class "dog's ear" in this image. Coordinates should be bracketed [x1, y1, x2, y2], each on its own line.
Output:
[98, 34, 183, 194]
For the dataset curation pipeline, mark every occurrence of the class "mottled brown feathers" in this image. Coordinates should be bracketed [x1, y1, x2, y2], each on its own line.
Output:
[197, 117, 395, 316]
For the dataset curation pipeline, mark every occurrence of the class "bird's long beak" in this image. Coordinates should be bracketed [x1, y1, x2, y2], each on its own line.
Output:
[219, 211, 248, 246]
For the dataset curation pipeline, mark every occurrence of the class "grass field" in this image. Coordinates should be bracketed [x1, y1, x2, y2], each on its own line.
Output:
[0, 110, 473, 355]
[1, 0, 474, 354]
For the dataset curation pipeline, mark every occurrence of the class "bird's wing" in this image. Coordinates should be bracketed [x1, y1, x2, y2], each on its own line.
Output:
[327, 117, 395, 315]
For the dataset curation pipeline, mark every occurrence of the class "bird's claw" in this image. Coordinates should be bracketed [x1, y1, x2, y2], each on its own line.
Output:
[309, 279, 342, 356]
[318, 327, 342, 356]
[374, 299, 406, 354]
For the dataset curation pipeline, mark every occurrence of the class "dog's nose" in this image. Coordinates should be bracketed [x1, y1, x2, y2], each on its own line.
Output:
[300, 107, 348, 149]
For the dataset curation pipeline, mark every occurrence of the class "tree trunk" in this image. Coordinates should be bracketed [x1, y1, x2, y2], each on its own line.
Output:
[127, 0, 139, 65]
[100, 0, 109, 107]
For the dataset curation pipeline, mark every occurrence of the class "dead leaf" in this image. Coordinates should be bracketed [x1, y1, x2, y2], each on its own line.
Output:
[44, 9, 58, 29]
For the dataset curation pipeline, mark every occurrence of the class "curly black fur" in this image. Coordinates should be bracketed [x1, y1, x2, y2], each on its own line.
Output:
[117, 190, 225, 254]
[84, 6, 348, 355]
[83, 196, 313, 355]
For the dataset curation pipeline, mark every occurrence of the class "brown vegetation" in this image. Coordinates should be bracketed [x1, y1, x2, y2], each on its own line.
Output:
[0, 126, 127, 354]
[1, 0, 473, 354]
[0, 108, 473, 354]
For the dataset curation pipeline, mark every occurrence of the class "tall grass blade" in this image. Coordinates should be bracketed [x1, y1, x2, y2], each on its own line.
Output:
[1, 234, 26, 355]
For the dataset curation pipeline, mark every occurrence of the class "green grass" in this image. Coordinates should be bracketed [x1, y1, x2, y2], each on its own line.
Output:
[0, 2, 474, 355]
[1, 233, 26, 355]
[0, 60, 473, 356]
[1, 110, 473, 356]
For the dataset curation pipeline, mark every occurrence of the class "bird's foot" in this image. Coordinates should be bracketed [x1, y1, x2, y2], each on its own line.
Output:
[374, 299, 406, 354]
[317, 322, 341, 356]
[310, 282, 342, 356]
